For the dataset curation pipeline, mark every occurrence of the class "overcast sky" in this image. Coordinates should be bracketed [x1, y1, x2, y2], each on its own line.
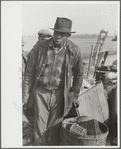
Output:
[22, 2, 119, 36]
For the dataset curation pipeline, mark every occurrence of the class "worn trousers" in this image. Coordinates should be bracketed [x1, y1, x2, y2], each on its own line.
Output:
[34, 86, 64, 145]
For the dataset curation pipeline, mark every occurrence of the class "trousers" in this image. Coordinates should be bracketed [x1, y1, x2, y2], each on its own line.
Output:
[34, 86, 64, 145]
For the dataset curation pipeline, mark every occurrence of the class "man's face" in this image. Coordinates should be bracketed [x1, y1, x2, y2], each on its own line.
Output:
[53, 31, 70, 47]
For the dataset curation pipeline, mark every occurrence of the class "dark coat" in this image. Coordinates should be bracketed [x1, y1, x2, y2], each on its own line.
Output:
[23, 38, 83, 117]
[22, 50, 27, 80]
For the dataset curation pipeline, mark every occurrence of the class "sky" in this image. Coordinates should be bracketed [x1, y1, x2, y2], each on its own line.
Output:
[22, 2, 119, 36]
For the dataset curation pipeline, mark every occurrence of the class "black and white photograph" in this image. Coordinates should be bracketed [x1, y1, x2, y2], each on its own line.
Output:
[1, 1, 120, 147]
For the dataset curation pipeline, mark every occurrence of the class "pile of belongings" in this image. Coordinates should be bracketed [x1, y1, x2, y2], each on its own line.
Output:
[97, 60, 117, 72]
[104, 72, 117, 85]
[96, 60, 117, 86]
[79, 79, 94, 94]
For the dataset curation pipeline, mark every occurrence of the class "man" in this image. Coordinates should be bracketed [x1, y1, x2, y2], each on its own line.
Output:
[23, 17, 83, 145]
[27, 29, 52, 58]
[31, 29, 52, 49]
[38, 29, 52, 41]
[23, 29, 52, 77]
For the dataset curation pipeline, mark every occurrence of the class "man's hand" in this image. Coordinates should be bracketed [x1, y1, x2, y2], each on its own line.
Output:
[73, 98, 80, 116]
[73, 98, 79, 108]
[69, 88, 80, 108]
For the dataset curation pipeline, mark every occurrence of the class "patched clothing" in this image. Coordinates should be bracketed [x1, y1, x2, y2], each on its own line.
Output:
[39, 45, 65, 90]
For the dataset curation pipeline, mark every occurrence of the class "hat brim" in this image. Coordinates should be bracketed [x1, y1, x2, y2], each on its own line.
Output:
[49, 28, 76, 33]
[40, 35, 52, 37]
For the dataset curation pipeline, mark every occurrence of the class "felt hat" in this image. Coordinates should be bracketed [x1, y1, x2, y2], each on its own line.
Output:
[49, 17, 76, 33]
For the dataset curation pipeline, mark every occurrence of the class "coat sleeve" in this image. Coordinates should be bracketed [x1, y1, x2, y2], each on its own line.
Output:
[22, 45, 38, 104]
[72, 47, 83, 99]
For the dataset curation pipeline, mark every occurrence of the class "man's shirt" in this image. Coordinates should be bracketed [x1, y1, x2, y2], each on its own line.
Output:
[39, 44, 66, 90]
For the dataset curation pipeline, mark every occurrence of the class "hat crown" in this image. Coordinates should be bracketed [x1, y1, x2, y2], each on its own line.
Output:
[38, 29, 52, 37]
[54, 17, 72, 33]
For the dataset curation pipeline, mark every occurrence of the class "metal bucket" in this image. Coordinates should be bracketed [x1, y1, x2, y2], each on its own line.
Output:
[61, 117, 109, 146]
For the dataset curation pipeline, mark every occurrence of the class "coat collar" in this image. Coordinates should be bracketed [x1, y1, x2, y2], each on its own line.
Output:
[41, 38, 74, 54]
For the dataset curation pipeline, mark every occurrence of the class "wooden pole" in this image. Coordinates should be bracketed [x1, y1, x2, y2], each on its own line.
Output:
[87, 45, 93, 78]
